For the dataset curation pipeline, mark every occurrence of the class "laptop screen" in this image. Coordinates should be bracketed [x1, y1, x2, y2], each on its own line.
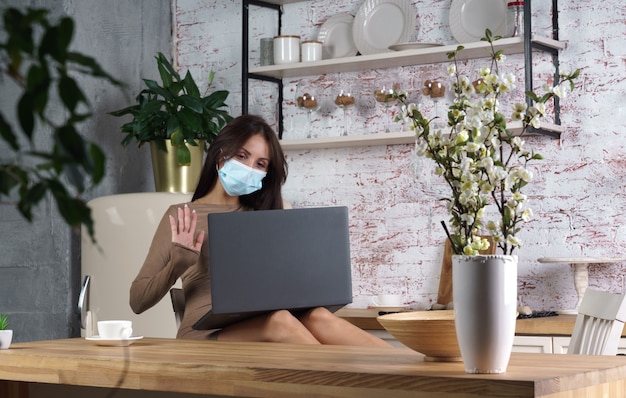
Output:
[193, 206, 353, 330]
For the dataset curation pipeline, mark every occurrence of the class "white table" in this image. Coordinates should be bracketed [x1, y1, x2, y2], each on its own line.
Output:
[537, 257, 626, 314]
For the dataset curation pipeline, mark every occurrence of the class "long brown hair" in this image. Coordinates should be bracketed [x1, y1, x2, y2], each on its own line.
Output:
[192, 114, 287, 210]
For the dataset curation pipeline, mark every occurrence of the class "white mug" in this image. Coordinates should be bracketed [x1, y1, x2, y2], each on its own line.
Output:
[273, 35, 300, 65]
[301, 40, 322, 62]
[371, 294, 403, 307]
[98, 320, 133, 339]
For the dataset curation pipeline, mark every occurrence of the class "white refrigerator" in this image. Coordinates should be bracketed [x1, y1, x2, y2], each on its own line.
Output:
[79, 192, 192, 338]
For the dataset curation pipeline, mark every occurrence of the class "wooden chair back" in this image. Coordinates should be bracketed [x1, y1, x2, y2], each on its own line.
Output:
[436, 236, 496, 306]
[169, 288, 186, 329]
[567, 288, 626, 355]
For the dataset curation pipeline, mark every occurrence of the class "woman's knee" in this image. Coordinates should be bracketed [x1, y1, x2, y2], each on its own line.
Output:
[300, 307, 335, 326]
[264, 310, 303, 340]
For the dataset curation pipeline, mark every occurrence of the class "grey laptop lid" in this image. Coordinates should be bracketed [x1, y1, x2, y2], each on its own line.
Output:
[192, 206, 353, 330]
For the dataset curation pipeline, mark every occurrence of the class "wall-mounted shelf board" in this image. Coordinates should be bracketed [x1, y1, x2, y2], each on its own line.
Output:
[280, 121, 564, 151]
[251, 36, 566, 79]
[254, 0, 303, 4]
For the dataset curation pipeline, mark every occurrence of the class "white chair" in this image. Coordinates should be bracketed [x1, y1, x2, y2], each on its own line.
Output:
[567, 288, 626, 355]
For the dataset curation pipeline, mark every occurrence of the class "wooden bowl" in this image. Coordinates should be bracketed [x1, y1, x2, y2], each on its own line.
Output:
[377, 310, 461, 362]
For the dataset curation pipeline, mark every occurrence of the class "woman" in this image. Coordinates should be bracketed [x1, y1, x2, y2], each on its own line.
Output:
[130, 115, 391, 346]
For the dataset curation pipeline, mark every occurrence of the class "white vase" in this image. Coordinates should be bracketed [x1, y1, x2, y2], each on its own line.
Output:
[0, 330, 13, 349]
[452, 254, 517, 374]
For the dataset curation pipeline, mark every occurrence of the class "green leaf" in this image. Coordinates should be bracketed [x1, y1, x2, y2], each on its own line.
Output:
[0, 164, 27, 194]
[156, 52, 179, 85]
[58, 75, 86, 112]
[144, 78, 174, 101]
[204, 90, 229, 109]
[56, 125, 88, 164]
[17, 181, 48, 220]
[182, 71, 200, 98]
[525, 91, 540, 102]
[177, 107, 201, 133]
[64, 163, 86, 193]
[0, 114, 19, 150]
[170, 128, 184, 146]
[17, 93, 35, 139]
[166, 115, 180, 136]
[176, 145, 191, 166]
[24, 64, 51, 117]
[178, 94, 203, 113]
[39, 17, 73, 61]
[53, 194, 91, 230]
[56, 17, 75, 54]
[89, 143, 106, 184]
[66, 52, 123, 85]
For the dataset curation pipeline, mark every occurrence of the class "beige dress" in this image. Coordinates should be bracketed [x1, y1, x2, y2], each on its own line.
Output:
[129, 202, 240, 339]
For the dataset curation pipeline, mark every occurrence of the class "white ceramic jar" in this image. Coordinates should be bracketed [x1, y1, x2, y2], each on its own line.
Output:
[301, 40, 322, 62]
[273, 35, 300, 64]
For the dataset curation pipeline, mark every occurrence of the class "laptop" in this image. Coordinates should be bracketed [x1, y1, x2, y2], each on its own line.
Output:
[192, 206, 353, 330]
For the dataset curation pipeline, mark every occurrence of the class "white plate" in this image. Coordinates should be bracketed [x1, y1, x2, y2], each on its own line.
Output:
[85, 335, 144, 346]
[369, 305, 409, 312]
[352, 0, 416, 55]
[449, 0, 507, 44]
[317, 13, 358, 59]
[389, 42, 444, 51]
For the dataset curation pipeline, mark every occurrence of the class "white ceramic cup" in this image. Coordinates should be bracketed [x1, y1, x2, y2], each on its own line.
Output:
[273, 35, 300, 65]
[371, 294, 403, 307]
[98, 320, 133, 339]
[301, 40, 322, 62]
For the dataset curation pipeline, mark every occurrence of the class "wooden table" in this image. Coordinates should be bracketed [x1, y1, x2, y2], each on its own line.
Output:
[2, 337, 626, 398]
[337, 308, 626, 336]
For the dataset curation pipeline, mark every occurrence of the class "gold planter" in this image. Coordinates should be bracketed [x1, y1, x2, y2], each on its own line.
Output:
[150, 141, 205, 193]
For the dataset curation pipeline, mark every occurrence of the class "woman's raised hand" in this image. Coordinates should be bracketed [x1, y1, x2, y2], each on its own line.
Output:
[169, 204, 205, 252]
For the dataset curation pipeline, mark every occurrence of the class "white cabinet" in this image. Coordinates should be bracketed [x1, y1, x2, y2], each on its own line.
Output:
[512, 336, 553, 354]
[513, 336, 626, 355]
[552, 336, 626, 355]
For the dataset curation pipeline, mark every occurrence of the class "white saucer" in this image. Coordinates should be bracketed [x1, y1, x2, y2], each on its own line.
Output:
[368, 305, 409, 312]
[388, 42, 443, 51]
[85, 335, 144, 346]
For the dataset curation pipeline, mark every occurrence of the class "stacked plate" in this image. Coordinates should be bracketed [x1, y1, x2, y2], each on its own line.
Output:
[449, 0, 508, 43]
[315, 0, 507, 59]
[317, 13, 358, 59]
[317, 0, 416, 58]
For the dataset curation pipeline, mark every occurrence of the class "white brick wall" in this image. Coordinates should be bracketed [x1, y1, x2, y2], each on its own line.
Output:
[174, 0, 626, 312]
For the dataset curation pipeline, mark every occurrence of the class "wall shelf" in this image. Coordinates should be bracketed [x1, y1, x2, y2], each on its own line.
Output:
[245, 1, 565, 143]
[251, 36, 565, 79]
[254, 0, 302, 3]
[280, 121, 564, 151]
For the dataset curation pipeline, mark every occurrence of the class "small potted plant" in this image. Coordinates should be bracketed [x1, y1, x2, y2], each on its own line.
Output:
[0, 314, 12, 349]
[110, 52, 233, 192]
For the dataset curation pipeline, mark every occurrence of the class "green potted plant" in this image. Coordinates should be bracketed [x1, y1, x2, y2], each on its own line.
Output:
[393, 30, 579, 374]
[109, 52, 233, 192]
[0, 6, 121, 241]
[0, 314, 12, 349]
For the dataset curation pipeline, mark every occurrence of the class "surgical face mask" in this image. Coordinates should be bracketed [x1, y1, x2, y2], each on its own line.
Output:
[217, 158, 267, 197]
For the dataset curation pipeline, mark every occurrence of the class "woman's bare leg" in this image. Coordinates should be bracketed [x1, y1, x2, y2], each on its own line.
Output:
[217, 309, 321, 344]
[298, 307, 393, 347]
